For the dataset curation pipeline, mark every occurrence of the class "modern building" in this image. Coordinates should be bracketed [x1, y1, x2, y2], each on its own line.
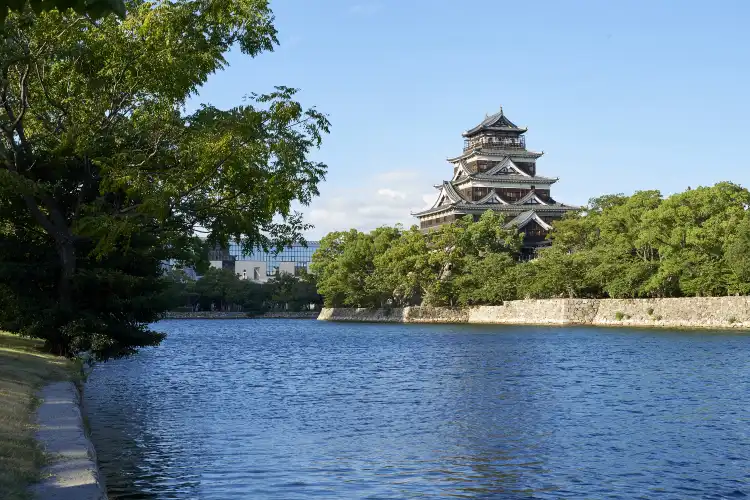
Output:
[208, 241, 321, 283]
[160, 260, 198, 280]
[413, 108, 577, 255]
[207, 246, 236, 271]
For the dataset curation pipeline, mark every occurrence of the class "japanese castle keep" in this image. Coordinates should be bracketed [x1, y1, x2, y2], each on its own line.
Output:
[413, 108, 577, 254]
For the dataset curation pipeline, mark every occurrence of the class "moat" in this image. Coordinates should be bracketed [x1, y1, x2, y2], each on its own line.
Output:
[85, 319, 750, 499]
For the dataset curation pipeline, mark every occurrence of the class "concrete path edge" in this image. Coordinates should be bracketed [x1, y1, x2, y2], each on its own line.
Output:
[30, 381, 107, 500]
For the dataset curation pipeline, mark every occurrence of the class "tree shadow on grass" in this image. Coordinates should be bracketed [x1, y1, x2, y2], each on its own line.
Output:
[0, 332, 73, 500]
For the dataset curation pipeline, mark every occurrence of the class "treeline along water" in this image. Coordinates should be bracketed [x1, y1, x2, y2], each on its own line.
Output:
[84, 319, 750, 499]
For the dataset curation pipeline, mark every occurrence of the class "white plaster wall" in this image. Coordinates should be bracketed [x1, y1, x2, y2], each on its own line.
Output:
[234, 261, 268, 283]
[278, 262, 296, 275]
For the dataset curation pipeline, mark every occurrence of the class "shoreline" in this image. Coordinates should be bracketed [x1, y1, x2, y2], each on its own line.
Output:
[162, 311, 320, 320]
[318, 297, 750, 330]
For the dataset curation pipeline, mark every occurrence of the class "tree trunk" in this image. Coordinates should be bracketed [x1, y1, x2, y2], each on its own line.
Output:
[44, 237, 76, 357]
[20, 193, 77, 355]
[57, 238, 76, 312]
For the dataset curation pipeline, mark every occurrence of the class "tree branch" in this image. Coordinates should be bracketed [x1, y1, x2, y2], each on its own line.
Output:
[11, 64, 30, 134]
[35, 61, 69, 120]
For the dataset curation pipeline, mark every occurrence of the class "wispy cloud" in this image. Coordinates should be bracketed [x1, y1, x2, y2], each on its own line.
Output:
[301, 170, 435, 239]
[377, 188, 406, 200]
[348, 3, 382, 16]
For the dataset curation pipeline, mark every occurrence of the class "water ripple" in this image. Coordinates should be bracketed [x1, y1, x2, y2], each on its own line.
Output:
[85, 320, 750, 499]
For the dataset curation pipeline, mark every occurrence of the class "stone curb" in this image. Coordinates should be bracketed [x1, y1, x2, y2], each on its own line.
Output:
[30, 381, 107, 500]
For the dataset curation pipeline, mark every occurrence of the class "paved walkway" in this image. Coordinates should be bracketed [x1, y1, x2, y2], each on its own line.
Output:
[31, 382, 107, 500]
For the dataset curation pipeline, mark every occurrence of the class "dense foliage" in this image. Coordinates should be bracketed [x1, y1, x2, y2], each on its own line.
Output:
[1, 0, 125, 23]
[163, 268, 322, 313]
[311, 211, 523, 307]
[0, 1, 328, 357]
[311, 183, 750, 307]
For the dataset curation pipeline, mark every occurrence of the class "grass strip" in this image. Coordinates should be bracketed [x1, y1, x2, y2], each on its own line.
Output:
[0, 332, 74, 500]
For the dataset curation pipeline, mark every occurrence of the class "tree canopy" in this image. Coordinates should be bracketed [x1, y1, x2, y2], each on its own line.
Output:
[163, 267, 322, 313]
[0, 0, 329, 357]
[311, 183, 750, 307]
[1, 0, 125, 23]
[311, 211, 522, 307]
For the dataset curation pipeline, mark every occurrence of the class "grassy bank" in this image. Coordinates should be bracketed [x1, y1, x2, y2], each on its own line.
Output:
[0, 332, 74, 500]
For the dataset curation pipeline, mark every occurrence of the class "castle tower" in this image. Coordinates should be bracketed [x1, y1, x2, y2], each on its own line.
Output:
[412, 108, 577, 254]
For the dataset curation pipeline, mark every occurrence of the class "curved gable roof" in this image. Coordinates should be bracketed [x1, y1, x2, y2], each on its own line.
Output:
[463, 109, 527, 137]
[504, 210, 553, 231]
[515, 190, 549, 206]
[475, 190, 509, 205]
[485, 157, 530, 177]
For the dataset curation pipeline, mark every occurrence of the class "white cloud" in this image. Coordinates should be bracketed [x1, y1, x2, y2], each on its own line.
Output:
[299, 170, 437, 239]
[377, 188, 406, 200]
[348, 3, 382, 15]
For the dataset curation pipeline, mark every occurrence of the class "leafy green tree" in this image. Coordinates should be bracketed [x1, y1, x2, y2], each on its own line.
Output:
[161, 269, 198, 310]
[0, 1, 328, 356]
[162, 267, 277, 313]
[515, 247, 594, 299]
[725, 214, 750, 295]
[266, 270, 321, 311]
[369, 226, 431, 306]
[534, 183, 750, 299]
[425, 211, 521, 305]
[309, 231, 348, 307]
[588, 190, 661, 297]
[0, 207, 175, 357]
[233, 279, 269, 314]
[463, 209, 524, 256]
[1, 0, 125, 23]
[312, 183, 750, 307]
[455, 252, 517, 305]
[194, 268, 238, 311]
[641, 183, 750, 297]
[311, 229, 380, 307]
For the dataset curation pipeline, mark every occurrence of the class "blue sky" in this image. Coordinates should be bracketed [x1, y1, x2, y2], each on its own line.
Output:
[190, 0, 750, 239]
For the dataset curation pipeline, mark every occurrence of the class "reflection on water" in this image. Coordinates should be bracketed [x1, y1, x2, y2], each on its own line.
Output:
[85, 320, 750, 499]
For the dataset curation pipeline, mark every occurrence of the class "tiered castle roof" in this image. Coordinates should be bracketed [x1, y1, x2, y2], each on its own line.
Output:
[413, 108, 577, 243]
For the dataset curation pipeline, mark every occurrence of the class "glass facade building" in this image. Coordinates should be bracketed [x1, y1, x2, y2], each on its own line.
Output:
[227, 241, 320, 277]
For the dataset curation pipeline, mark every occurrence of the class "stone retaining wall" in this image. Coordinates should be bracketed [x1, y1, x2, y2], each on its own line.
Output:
[319, 297, 750, 329]
[318, 307, 405, 322]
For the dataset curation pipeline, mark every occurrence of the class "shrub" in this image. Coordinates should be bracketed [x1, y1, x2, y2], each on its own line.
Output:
[615, 311, 625, 321]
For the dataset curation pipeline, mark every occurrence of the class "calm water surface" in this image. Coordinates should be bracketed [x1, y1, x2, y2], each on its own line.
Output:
[85, 320, 750, 499]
